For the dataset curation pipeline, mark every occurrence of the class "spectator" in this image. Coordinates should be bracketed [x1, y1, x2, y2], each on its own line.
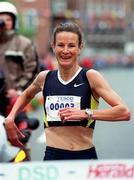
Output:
[0, 2, 39, 160]
[0, 2, 39, 99]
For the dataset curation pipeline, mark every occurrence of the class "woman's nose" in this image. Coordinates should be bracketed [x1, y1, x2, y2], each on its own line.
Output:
[62, 46, 69, 53]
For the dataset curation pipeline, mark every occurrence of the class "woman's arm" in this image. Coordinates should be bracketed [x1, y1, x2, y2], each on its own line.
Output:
[4, 70, 48, 147]
[86, 69, 130, 121]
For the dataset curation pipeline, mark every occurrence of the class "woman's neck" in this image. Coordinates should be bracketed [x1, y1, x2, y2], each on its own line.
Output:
[59, 65, 80, 82]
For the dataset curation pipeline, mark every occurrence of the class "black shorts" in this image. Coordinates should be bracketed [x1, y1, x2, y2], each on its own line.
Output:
[43, 146, 98, 160]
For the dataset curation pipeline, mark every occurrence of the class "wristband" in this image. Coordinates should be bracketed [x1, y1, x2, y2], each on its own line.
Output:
[85, 108, 93, 119]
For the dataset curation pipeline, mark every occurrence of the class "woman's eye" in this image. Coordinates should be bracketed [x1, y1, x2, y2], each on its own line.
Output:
[69, 45, 75, 48]
[57, 44, 64, 47]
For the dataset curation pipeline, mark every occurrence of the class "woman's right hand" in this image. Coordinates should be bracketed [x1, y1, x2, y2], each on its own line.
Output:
[4, 117, 25, 148]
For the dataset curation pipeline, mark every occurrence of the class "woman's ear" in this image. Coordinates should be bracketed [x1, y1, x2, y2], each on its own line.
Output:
[51, 43, 55, 53]
[78, 43, 84, 56]
[80, 42, 84, 50]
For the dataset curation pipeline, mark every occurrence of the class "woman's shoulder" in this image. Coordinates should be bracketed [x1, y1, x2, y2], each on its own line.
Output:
[37, 70, 50, 80]
[86, 68, 102, 77]
[33, 70, 49, 90]
[85, 68, 104, 87]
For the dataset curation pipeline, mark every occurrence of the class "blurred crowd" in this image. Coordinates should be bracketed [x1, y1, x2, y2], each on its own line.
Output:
[79, 53, 134, 70]
[41, 51, 134, 71]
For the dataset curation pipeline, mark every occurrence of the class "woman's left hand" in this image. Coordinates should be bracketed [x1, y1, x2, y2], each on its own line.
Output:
[4, 117, 25, 148]
[59, 108, 88, 123]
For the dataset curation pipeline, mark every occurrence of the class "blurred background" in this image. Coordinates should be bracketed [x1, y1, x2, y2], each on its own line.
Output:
[2, 0, 134, 160]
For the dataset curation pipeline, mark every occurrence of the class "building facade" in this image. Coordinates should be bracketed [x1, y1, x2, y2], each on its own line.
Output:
[11, 0, 134, 58]
[13, 0, 51, 59]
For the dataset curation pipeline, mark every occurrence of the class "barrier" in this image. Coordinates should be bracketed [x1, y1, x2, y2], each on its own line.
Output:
[0, 159, 134, 180]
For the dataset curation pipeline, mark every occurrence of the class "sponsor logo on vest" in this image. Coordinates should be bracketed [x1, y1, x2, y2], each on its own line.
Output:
[74, 83, 84, 87]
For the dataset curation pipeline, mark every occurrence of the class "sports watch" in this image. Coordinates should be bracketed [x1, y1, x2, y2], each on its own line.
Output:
[85, 108, 93, 119]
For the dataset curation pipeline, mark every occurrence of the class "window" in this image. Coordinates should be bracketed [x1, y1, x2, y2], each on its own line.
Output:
[51, 0, 67, 15]
[24, 9, 38, 30]
[24, 0, 36, 2]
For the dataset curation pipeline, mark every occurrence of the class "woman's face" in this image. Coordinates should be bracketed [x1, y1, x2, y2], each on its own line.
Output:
[0, 14, 13, 31]
[52, 31, 83, 68]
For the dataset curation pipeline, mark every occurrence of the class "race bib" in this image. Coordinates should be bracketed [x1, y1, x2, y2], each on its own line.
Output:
[45, 95, 81, 121]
